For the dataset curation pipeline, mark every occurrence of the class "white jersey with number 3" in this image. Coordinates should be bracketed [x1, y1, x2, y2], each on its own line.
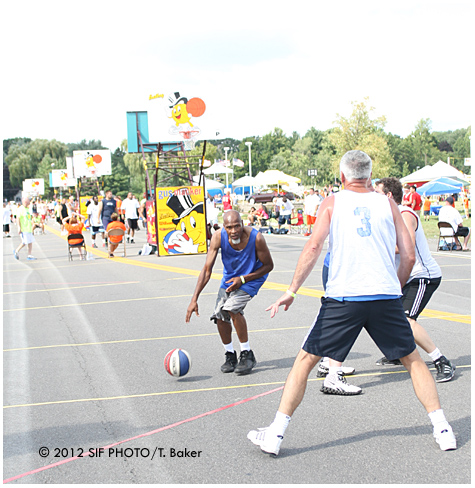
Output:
[325, 190, 401, 298]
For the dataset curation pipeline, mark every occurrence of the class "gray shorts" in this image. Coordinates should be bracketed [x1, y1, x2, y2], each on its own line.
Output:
[210, 287, 253, 324]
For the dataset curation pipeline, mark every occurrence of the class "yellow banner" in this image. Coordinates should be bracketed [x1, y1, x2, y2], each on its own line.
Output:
[156, 186, 207, 256]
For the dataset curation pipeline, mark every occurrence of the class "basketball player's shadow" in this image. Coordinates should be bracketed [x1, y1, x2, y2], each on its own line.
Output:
[276, 415, 470, 458]
[359, 353, 469, 389]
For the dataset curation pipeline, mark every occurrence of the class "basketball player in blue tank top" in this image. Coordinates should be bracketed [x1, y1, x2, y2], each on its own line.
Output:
[186, 210, 274, 375]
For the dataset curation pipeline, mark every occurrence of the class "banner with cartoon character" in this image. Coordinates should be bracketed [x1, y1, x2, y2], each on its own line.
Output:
[146, 200, 157, 246]
[22, 178, 45, 195]
[156, 186, 207, 256]
[49, 169, 77, 187]
[72, 150, 112, 178]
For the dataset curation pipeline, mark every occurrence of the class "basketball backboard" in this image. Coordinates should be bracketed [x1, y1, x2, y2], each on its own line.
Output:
[72, 150, 112, 178]
[126, 89, 222, 153]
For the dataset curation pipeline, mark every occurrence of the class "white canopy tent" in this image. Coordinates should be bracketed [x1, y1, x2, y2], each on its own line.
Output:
[254, 170, 301, 193]
[401, 161, 469, 185]
[191, 175, 225, 190]
[232, 175, 258, 197]
[203, 163, 234, 187]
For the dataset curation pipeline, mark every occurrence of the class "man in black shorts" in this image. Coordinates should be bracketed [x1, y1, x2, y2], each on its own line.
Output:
[98, 190, 116, 248]
[374, 178, 455, 382]
[247, 150, 456, 456]
[122, 192, 140, 244]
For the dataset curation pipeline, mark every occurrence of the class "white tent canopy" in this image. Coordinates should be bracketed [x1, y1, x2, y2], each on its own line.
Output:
[254, 170, 301, 186]
[191, 175, 224, 189]
[401, 160, 469, 185]
[202, 163, 233, 175]
[232, 175, 258, 187]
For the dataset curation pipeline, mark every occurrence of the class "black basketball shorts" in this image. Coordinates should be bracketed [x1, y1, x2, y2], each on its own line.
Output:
[302, 298, 416, 362]
[401, 277, 441, 320]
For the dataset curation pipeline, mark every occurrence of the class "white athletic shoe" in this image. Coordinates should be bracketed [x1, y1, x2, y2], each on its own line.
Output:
[433, 424, 457, 451]
[321, 373, 362, 395]
[247, 427, 283, 456]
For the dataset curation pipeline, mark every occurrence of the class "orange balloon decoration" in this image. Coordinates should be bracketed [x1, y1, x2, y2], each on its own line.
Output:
[186, 98, 206, 117]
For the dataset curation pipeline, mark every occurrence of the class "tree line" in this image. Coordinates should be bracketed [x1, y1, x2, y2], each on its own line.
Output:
[3, 99, 471, 199]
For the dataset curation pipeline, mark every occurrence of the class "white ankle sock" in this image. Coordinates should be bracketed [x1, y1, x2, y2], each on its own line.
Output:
[240, 341, 250, 352]
[270, 411, 291, 437]
[328, 366, 341, 376]
[223, 342, 234, 353]
[428, 409, 448, 429]
[428, 348, 442, 362]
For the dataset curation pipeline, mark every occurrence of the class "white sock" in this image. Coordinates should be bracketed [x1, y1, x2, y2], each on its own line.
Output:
[223, 342, 234, 354]
[240, 341, 250, 352]
[428, 409, 449, 430]
[270, 411, 291, 437]
[328, 366, 341, 376]
[428, 348, 442, 362]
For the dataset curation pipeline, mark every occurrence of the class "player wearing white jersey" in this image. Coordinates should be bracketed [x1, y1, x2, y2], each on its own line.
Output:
[247, 150, 456, 456]
[375, 177, 455, 383]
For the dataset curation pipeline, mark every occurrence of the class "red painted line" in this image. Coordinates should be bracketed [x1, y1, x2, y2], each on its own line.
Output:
[3, 386, 283, 483]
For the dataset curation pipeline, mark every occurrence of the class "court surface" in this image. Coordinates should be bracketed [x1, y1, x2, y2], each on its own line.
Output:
[3, 222, 471, 483]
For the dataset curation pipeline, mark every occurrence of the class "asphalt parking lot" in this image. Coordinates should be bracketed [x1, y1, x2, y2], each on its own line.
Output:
[3, 222, 471, 484]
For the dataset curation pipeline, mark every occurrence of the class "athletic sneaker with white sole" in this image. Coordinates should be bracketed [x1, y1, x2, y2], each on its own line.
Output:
[247, 427, 283, 456]
[317, 362, 356, 377]
[433, 424, 457, 451]
[321, 373, 362, 395]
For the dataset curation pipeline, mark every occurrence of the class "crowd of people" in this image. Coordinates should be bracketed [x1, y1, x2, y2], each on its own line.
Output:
[6, 191, 147, 260]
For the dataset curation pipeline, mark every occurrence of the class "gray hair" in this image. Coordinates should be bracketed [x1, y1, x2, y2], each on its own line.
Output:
[340, 150, 372, 180]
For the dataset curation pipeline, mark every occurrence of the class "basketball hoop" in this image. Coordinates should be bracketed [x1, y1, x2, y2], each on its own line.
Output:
[89, 168, 98, 180]
[180, 130, 200, 151]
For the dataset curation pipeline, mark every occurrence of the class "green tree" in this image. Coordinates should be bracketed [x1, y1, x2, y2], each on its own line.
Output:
[328, 98, 395, 179]
[67, 139, 106, 156]
[409, 118, 440, 167]
[5, 139, 68, 187]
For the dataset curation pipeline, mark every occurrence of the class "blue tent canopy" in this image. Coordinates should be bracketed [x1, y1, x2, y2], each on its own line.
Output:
[417, 180, 462, 196]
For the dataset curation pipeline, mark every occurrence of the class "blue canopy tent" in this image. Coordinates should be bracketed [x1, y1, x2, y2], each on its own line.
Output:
[416, 180, 462, 196]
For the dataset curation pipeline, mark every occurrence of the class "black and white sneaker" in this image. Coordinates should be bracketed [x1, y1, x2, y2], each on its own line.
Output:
[434, 356, 455, 383]
[376, 357, 402, 366]
[126, 236, 130, 243]
[234, 350, 257, 375]
[321, 373, 362, 395]
[221, 351, 238, 373]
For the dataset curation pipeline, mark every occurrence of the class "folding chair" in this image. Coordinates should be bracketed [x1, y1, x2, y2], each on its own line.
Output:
[107, 228, 126, 257]
[67, 233, 86, 261]
[437, 222, 456, 252]
[289, 210, 304, 234]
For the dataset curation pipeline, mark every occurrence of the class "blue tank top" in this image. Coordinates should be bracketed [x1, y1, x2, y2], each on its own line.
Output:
[220, 228, 268, 297]
[101, 198, 116, 221]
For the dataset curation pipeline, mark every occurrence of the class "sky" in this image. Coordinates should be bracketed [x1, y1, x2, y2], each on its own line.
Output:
[1, 0, 472, 154]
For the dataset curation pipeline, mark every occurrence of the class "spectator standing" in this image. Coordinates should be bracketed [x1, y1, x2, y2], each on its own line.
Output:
[13, 196, 36, 261]
[303, 188, 321, 236]
[87, 196, 105, 248]
[277, 196, 294, 230]
[98, 190, 117, 248]
[408, 185, 422, 216]
[122, 192, 140, 243]
[3, 202, 12, 237]
[422, 196, 432, 221]
[463, 192, 470, 219]
[222, 189, 232, 213]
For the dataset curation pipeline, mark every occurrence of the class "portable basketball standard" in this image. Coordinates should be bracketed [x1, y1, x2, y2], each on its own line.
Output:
[164, 348, 191, 377]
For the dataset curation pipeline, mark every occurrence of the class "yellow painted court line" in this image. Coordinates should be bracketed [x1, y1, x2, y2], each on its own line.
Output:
[3, 281, 139, 295]
[3, 292, 215, 313]
[3, 365, 471, 409]
[33, 225, 471, 324]
[4, 325, 310, 352]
